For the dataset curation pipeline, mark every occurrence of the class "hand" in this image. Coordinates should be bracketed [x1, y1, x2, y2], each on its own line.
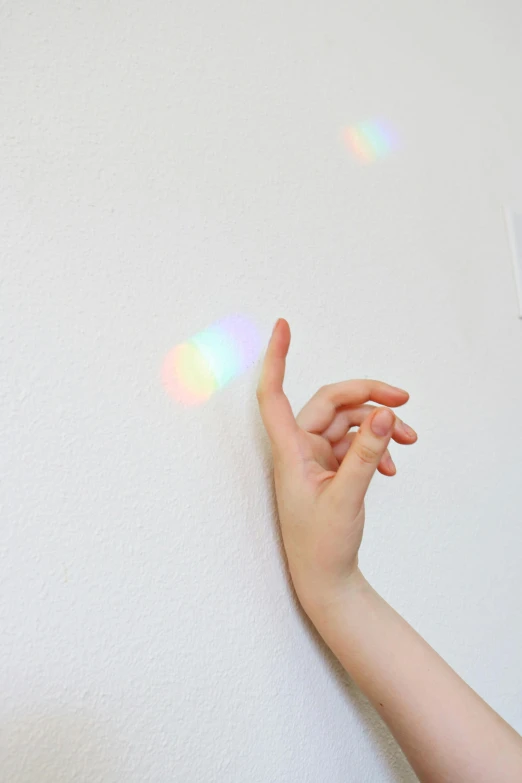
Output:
[256, 319, 417, 614]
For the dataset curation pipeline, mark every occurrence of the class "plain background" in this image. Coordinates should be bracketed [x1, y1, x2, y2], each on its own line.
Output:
[1, 1, 522, 780]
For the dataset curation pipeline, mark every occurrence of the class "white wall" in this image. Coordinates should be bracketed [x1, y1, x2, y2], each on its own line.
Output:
[2, 2, 522, 780]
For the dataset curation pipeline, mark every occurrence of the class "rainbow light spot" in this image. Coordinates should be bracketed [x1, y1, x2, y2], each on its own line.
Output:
[162, 314, 262, 406]
[343, 120, 396, 163]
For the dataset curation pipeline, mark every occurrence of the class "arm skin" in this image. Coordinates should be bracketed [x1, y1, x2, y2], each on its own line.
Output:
[256, 318, 522, 783]
[305, 571, 522, 783]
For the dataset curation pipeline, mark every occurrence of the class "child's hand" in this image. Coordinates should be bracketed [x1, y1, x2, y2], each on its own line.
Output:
[256, 319, 417, 615]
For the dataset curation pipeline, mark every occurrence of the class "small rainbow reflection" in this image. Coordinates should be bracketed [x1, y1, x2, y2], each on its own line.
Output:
[343, 120, 396, 163]
[162, 314, 262, 406]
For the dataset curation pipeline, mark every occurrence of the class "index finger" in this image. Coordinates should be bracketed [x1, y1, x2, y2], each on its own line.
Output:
[256, 319, 300, 453]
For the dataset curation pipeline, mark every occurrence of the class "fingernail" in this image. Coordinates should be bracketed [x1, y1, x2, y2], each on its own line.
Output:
[371, 408, 395, 436]
[272, 318, 281, 335]
[401, 421, 416, 438]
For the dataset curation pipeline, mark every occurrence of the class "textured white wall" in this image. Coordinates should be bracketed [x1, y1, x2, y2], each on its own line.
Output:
[1, 2, 522, 781]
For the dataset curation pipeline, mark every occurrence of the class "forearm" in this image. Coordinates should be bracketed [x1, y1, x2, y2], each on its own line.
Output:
[257, 328, 522, 779]
[304, 571, 522, 783]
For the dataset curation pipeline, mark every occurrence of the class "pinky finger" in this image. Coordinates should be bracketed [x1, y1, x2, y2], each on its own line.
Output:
[379, 450, 396, 476]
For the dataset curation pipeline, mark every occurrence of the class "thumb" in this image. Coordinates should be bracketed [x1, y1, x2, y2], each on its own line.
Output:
[333, 407, 396, 510]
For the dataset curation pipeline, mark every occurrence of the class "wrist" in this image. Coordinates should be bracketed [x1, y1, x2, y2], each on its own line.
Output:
[296, 566, 372, 626]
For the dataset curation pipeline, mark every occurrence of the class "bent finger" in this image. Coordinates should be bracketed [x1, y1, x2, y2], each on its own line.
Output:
[321, 404, 417, 445]
[332, 432, 396, 476]
[296, 380, 409, 434]
[332, 407, 396, 510]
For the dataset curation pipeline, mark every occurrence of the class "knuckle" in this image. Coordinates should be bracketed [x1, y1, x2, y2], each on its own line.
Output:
[355, 442, 379, 465]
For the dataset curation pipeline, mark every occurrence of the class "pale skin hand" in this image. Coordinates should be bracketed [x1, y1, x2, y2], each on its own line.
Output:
[257, 318, 522, 783]
[256, 317, 417, 607]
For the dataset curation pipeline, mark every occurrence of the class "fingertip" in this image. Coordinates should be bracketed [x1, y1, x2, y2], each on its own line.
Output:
[370, 407, 396, 437]
[404, 426, 418, 441]
[378, 462, 396, 477]
[278, 317, 291, 336]
[393, 388, 409, 399]
[271, 317, 291, 353]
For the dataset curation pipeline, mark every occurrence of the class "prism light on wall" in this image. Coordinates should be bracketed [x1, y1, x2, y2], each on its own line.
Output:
[505, 208, 522, 318]
[343, 120, 396, 163]
[162, 314, 262, 406]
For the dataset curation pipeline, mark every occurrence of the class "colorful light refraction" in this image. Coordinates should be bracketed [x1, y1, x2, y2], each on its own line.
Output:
[343, 120, 396, 163]
[162, 314, 262, 406]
